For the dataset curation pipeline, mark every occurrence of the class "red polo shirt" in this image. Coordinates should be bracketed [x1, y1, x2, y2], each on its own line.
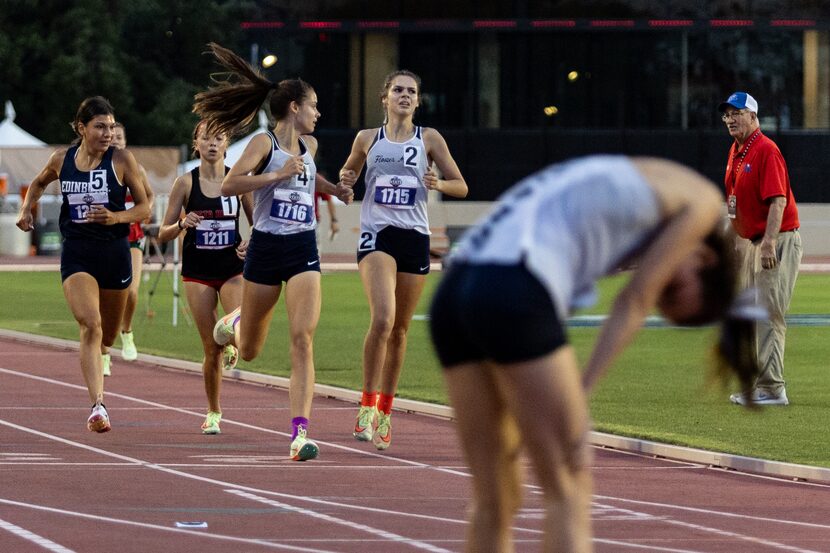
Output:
[314, 192, 331, 222]
[724, 130, 799, 240]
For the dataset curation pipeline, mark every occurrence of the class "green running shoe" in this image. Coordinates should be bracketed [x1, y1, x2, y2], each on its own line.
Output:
[102, 353, 112, 377]
[213, 307, 240, 346]
[222, 345, 239, 371]
[373, 412, 392, 450]
[120, 331, 138, 361]
[353, 405, 376, 442]
[201, 411, 222, 435]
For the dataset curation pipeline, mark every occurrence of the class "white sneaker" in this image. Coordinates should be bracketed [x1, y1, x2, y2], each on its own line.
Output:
[87, 403, 111, 433]
[289, 427, 319, 461]
[213, 307, 240, 346]
[730, 388, 789, 406]
[120, 331, 138, 361]
[102, 353, 112, 377]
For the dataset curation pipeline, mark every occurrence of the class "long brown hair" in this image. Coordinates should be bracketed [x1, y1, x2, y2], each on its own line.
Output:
[193, 42, 313, 138]
[685, 229, 761, 403]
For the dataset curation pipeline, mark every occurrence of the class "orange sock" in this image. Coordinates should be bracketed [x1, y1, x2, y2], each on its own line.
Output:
[360, 391, 378, 408]
[377, 393, 394, 415]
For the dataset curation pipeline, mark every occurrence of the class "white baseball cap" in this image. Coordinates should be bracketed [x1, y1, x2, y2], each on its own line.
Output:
[718, 92, 759, 115]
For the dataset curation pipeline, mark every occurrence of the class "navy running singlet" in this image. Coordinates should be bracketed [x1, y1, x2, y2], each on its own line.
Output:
[58, 145, 128, 241]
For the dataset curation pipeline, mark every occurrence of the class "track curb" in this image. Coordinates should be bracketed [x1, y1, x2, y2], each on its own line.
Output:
[2, 327, 828, 484]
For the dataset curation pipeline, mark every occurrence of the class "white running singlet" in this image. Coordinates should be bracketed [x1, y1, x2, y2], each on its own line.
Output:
[361, 126, 430, 235]
[451, 155, 661, 319]
[251, 131, 317, 236]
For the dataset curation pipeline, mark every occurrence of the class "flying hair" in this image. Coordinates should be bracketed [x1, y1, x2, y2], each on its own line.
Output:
[193, 43, 313, 139]
[192, 43, 273, 138]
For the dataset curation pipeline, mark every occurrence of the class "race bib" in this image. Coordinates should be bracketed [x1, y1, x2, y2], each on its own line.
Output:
[67, 191, 108, 223]
[219, 195, 239, 217]
[195, 219, 236, 250]
[269, 189, 313, 224]
[374, 175, 418, 209]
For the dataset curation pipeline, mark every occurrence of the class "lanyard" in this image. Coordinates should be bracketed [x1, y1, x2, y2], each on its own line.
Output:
[727, 129, 760, 194]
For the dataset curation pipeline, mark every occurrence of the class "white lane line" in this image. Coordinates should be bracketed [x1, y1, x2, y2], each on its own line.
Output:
[0, 367, 435, 469]
[2, 365, 825, 550]
[0, 462, 136, 466]
[0, 517, 76, 553]
[0, 420, 745, 553]
[227, 490, 452, 553]
[592, 540, 705, 553]
[0, 499, 333, 552]
[0, 406, 360, 412]
[595, 495, 830, 530]
[594, 501, 823, 553]
[0, 419, 467, 550]
[593, 466, 708, 471]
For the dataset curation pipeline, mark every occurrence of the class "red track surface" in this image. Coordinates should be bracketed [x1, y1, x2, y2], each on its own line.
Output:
[1, 336, 829, 552]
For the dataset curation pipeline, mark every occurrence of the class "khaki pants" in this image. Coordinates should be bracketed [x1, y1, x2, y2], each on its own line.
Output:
[738, 230, 802, 394]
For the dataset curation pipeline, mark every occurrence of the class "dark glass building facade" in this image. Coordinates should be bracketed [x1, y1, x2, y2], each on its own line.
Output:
[244, 2, 830, 200]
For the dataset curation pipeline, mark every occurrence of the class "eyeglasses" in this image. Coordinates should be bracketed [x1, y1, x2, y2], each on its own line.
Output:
[721, 110, 748, 121]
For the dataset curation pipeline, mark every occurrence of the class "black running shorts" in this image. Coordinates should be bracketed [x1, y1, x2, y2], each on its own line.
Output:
[356, 225, 430, 275]
[429, 262, 567, 368]
[60, 237, 132, 290]
[243, 228, 320, 286]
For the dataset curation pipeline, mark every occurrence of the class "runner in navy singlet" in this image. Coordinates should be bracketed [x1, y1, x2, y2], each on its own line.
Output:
[16, 96, 149, 433]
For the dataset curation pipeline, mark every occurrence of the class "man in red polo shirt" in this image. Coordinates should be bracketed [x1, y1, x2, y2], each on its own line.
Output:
[719, 91, 802, 406]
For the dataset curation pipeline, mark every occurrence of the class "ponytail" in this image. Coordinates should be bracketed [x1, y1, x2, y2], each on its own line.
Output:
[685, 229, 764, 406]
[711, 289, 766, 406]
[193, 42, 272, 137]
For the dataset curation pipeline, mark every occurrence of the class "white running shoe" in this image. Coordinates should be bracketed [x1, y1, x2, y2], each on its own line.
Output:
[87, 403, 111, 433]
[730, 388, 789, 406]
[289, 427, 319, 461]
[213, 307, 241, 346]
[102, 353, 112, 377]
[120, 331, 138, 361]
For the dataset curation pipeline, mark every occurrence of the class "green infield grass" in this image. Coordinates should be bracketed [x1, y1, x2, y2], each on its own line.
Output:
[1, 269, 828, 468]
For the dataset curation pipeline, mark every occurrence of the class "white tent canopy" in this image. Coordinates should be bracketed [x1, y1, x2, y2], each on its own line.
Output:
[0, 101, 47, 147]
[182, 110, 269, 173]
[0, 100, 51, 193]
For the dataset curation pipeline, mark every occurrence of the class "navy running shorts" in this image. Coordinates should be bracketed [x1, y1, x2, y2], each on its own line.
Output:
[429, 262, 567, 367]
[60, 237, 132, 290]
[243, 228, 320, 286]
[356, 225, 430, 275]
